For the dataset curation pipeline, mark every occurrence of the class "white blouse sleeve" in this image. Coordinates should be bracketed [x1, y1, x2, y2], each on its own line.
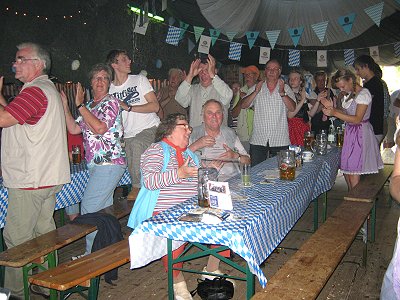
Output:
[355, 88, 372, 105]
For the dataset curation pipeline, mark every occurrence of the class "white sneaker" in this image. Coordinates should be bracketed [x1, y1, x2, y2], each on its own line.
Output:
[201, 267, 236, 287]
[71, 253, 86, 261]
[173, 281, 193, 300]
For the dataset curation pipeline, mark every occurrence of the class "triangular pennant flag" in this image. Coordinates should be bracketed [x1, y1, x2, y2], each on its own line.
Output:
[151, 0, 156, 16]
[364, 2, 384, 27]
[209, 29, 221, 46]
[317, 50, 327, 67]
[288, 49, 300, 66]
[165, 26, 181, 46]
[311, 21, 329, 43]
[395, 0, 400, 5]
[338, 13, 356, 35]
[162, 0, 167, 11]
[168, 17, 175, 26]
[246, 31, 259, 49]
[226, 32, 237, 42]
[228, 42, 242, 61]
[265, 30, 281, 50]
[288, 27, 304, 47]
[198, 35, 211, 54]
[187, 38, 195, 54]
[134, 17, 149, 35]
[369, 46, 380, 62]
[344, 49, 355, 66]
[179, 21, 189, 40]
[394, 42, 400, 57]
[143, 1, 149, 24]
[193, 26, 205, 42]
[259, 47, 271, 64]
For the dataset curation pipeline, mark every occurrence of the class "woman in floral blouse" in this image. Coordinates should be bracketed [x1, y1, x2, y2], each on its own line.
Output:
[61, 63, 126, 255]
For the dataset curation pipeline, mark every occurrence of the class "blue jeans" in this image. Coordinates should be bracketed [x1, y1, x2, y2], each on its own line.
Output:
[81, 164, 126, 254]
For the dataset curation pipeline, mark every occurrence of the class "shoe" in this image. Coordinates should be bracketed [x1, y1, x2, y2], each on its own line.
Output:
[71, 253, 86, 261]
[201, 267, 236, 287]
[127, 187, 140, 201]
[173, 281, 193, 300]
[29, 284, 50, 299]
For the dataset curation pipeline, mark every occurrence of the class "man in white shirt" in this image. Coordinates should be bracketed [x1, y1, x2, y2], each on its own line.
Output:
[189, 99, 250, 181]
[241, 59, 296, 166]
[175, 54, 232, 127]
[107, 49, 160, 200]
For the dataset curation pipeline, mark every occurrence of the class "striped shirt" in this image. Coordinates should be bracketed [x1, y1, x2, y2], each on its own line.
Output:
[141, 143, 198, 212]
[5, 86, 47, 125]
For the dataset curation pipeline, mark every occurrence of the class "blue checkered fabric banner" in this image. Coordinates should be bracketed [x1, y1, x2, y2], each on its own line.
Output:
[344, 49, 355, 66]
[129, 148, 341, 287]
[0, 163, 132, 228]
[228, 42, 242, 61]
[166, 26, 181, 46]
[288, 49, 301, 66]
[394, 42, 400, 57]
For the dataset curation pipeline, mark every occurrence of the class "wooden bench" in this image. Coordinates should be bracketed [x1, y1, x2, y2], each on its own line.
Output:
[29, 238, 130, 299]
[252, 200, 374, 300]
[344, 164, 393, 242]
[0, 199, 133, 300]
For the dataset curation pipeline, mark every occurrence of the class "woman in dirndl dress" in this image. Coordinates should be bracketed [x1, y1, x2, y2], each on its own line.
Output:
[321, 68, 383, 190]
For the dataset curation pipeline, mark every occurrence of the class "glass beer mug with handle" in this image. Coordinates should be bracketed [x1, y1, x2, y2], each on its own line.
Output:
[303, 131, 316, 152]
[197, 167, 218, 207]
[315, 133, 328, 155]
[278, 150, 296, 181]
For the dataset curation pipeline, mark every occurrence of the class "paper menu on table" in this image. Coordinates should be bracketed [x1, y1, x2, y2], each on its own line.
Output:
[207, 181, 233, 210]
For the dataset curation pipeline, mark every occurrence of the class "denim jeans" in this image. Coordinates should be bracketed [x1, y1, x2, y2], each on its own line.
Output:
[81, 164, 126, 254]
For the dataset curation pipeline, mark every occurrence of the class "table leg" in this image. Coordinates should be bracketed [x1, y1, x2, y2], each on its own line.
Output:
[313, 198, 319, 232]
[167, 239, 174, 300]
[371, 201, 376, 242]
[0, 229, 4, 287]
[246, 264, 255, 299]
[322, 192, 328, 223]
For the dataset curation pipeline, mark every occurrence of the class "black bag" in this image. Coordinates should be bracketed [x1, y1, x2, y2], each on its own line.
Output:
[193, 276, 234, 300]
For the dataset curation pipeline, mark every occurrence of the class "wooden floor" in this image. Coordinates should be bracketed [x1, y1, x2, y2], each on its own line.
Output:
[45, 173, 398, 300]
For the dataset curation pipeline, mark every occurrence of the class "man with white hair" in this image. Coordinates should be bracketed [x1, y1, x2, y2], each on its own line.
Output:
[0, 42, 70, 297]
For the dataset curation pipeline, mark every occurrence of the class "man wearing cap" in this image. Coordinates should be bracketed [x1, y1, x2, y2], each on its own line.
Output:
[175, 54, 232, 127]
[241, 59, 296, 166]
[231, 65, 260, 151]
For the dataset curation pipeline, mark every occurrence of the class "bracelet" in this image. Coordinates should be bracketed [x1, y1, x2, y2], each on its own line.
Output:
[128, 106, 133, 112]
[77, 103, 85, 109]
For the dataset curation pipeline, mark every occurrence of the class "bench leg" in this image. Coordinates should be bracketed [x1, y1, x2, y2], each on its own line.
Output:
[0, 229, 4, 287]
[322, 192, 328, 223]
[87, 277, 100, 300]
[246, 264, 255, 300]
[371, 201, 376, 243]
[313, 198, 319, 232]
[362, 220, 368, 266]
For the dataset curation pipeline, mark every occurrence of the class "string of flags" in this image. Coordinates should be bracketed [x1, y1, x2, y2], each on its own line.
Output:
[134, 1, 400, 67]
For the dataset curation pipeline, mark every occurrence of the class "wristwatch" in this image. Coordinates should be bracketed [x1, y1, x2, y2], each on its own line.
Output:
[77, 103, 85, 109]
[280, 92, 287, 97]
[128, 106, 133, 112]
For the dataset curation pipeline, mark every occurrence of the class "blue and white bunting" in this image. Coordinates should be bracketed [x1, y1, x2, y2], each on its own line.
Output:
[209, 29, 221, 46]
[338, 13, 356, 35]
[226, 32, 237, 42]
[288, 49, 300, 66]
[394, 42, 400, 57]
[265, 30, 281, 50]
[229, 42, 242, 61]
[246, 31, 259, 49]
[311, 21, 329, 43]
[288, 27, 304, 47]
[364, 2, 384, 27]
[165, 26, 181, 46]
[344, 49, 355, 66]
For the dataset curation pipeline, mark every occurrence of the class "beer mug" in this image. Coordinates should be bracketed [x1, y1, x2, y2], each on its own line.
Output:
[72, 145, 81, 164]
[336, 127, 344, 147]
[315, 133, 328, 155]
[197, 167, 218, 207]
[278, 150, 296, 181]
[303, 131, 315, 152]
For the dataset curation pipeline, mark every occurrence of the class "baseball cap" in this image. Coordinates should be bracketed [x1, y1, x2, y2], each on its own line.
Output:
[240, 65, 260, 78]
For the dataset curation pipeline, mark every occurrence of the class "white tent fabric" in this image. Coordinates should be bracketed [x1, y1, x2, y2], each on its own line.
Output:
[197, 0, 399, 47]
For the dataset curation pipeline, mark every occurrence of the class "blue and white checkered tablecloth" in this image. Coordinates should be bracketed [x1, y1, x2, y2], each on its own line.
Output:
[129, 149, 340, 287]
[0, 162, 131, 228]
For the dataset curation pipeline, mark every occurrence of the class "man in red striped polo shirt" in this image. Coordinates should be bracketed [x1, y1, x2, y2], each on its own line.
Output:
[0, 42, 70, 298]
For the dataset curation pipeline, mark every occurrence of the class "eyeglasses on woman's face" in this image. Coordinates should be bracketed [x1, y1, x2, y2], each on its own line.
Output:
[175, 123, 193, 131]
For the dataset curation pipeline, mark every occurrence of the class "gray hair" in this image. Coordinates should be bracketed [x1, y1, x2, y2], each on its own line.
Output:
[202, 99, 224, 113]
[88, 63, 112, 82]
[168, 68, 183, 79]
[17, 42, 51, 74]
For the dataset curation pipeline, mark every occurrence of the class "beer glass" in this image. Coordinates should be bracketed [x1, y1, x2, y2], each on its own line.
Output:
[72, 145, 81, 164]
[240, 163, 251, 186]
[315, 133, 328, 155]
[197, 167, 218, 207]
[336, 127, 344, 147]
[303, 131, 315, 152]
[278, 150, 296, 181]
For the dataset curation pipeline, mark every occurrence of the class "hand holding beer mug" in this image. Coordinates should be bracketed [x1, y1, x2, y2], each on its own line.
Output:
[278, 150, 296, 181]
[303, 131, 315, 152]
